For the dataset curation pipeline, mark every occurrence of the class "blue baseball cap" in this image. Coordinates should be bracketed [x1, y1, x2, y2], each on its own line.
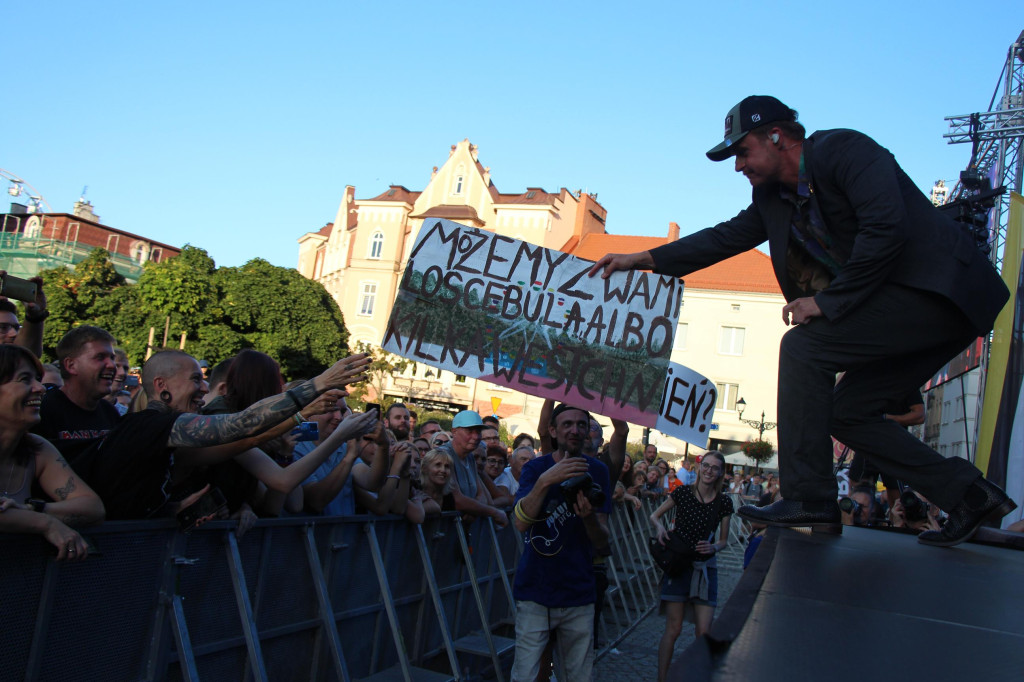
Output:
[451, 410, 485, 429]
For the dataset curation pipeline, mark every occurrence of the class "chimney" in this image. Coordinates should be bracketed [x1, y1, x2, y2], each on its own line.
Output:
[72, 200, 100, 222]
[344, 186, 357, 230]
[668, 222, 680, 241]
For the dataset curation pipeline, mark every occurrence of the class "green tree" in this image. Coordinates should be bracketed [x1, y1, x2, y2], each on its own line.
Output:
[39, 249, 131, 360]
[37, 247, 351, 375]
[213, 258, 350, 379]
[348, 341, 409, 405]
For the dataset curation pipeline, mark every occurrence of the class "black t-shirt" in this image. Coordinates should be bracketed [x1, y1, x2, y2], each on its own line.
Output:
[670, 486, 734, 549]
[74, 406, 181, 520]
[33, 388, 121, 467]
[199, 396, 258, 513]
[882, 390, 924, 426]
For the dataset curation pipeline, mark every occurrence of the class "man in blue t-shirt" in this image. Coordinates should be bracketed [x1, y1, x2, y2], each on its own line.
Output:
[511, 403, 611, 681]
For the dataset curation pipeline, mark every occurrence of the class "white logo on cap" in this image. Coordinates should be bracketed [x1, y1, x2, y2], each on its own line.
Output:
[751, 113, 761, 123]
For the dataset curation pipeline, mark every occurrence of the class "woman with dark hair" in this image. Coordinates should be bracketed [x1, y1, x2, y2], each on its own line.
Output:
[220, 350, 284, 415]
[195, 349, 375, 521]
[0, 345, 104, 559]
[512, 432, 536, 453]
[612, 455, 642, 510]
[649, 450, 733, 682]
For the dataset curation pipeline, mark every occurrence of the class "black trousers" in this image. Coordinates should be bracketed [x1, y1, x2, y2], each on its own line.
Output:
[777, 284, 982, 511]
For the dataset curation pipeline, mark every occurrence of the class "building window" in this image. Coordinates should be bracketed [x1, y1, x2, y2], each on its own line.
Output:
[715, 383, 740, 411]
[455, 374, 467, 384]
[368, 231, 384, 259]
[130, 241, 151, 264]
[451, 164, 466, 196]
[359, 282, 377, 317]
[677, 323, 688, 350]
[719, 326, 745, 355]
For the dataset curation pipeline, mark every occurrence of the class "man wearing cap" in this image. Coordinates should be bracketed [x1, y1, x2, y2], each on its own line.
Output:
[439, 410, 509, 527]
[511, 403, 611, 681]
[591, 96, 1014, 547]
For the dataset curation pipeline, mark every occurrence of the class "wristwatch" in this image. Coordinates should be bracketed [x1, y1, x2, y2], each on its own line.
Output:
[25, 498, 47, 513]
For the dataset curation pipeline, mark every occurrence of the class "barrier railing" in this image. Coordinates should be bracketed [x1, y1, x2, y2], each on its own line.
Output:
[4, 498, 675, 682]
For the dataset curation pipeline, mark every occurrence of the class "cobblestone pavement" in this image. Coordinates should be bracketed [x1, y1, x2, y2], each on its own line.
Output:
[593, 566, 743, 681]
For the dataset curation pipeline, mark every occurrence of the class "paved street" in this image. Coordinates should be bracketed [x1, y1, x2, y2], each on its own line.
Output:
[594, 566, 743, 681]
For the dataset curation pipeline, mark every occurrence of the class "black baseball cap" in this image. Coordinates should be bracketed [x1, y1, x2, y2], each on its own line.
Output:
[706, 96, 797, 162]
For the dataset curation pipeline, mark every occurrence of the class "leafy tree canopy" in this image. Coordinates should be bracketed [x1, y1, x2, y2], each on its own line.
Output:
[38, 246, 350, 379]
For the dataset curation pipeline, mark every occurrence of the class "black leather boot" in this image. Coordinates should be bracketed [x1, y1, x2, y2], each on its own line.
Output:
[918, 477, 1017, 547]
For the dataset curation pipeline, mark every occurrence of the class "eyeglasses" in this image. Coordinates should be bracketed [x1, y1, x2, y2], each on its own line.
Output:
[433, 438, 450, 445]
[0, 322, 22, 334]
[701, 462, 723, 474]
[485, 458, 504, 465]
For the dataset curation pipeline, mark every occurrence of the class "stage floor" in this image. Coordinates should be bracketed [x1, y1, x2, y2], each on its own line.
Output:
[675, 525, 1024, 681]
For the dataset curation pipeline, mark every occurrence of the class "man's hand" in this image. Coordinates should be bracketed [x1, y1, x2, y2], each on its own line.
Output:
[24, 276, 47, 319]
[539, 456, 589, 488]
[781, 297, 823, 326]
[491, 508, 509, 528]
[587, 251, 655, 279]
[573, 490, 593, 519]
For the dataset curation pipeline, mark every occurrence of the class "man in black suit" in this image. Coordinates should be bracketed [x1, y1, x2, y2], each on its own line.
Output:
[590, 96, 1015, 547]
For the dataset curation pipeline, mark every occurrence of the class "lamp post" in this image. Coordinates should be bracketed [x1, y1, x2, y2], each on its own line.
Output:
[735, 398, 777, 439]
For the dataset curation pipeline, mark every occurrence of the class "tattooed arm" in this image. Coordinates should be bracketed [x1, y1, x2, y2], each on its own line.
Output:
[167, 354, 370, 449]
[33, 437, 105, 526]
[174, 389, 351, 468]
[0, 437, 104, 560]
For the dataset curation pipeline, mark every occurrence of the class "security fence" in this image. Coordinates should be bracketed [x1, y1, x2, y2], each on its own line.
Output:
[2, 495, 752, 681]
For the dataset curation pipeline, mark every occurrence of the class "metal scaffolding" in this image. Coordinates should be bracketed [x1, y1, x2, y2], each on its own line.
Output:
[944, 29, 1024, 271]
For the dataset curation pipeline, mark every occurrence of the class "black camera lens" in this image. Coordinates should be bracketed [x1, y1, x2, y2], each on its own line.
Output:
[901, 489, 928, 521]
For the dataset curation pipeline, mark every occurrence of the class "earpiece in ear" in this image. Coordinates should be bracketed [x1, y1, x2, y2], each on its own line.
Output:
[770, 133, 780, 144]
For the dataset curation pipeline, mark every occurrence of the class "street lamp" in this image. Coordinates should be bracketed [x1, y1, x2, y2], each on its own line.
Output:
[736, 397, 777, 439]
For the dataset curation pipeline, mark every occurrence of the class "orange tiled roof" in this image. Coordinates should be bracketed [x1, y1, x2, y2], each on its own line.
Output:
[568, 233, 781, 295]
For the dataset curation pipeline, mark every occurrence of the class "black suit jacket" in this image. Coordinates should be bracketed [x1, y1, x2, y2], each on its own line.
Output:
[649, 129, 1008, 334]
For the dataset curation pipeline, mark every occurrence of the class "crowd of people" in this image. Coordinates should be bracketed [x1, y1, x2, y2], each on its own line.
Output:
[0, 284, 736, 679]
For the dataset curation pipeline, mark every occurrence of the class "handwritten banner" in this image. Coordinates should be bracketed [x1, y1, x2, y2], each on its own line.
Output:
[381, 219, 716, 445]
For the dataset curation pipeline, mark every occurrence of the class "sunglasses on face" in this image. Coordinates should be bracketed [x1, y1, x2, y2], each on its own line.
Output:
[0, 322, 22, 334]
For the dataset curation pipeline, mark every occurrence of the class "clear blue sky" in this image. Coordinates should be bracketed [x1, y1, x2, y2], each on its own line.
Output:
[3, 2, 1020, 268]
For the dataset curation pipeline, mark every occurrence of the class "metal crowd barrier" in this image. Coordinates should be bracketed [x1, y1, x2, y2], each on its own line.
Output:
[3, 499, 668, 682]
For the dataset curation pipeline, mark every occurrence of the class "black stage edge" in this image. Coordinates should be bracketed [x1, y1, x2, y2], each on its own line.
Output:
[670, 526, 1024, 681]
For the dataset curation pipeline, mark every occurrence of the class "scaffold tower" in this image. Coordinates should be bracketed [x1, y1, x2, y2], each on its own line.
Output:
[944, 29, 1024, 271]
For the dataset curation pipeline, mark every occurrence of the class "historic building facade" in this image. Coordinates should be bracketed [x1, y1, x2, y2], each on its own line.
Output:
[1, 199, 180, 283]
